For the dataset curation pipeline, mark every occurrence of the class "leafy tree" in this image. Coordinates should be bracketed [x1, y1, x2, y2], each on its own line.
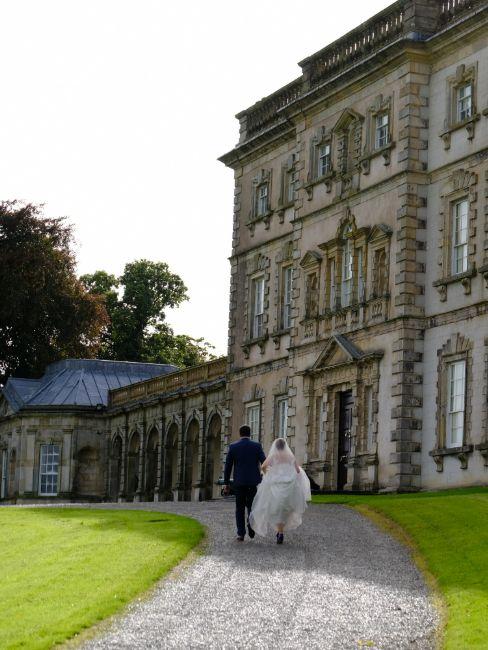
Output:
[81, 260, 215, 367]
[0, 202, 108, 383]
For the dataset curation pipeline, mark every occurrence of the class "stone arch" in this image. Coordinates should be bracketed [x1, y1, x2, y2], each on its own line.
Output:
[163, 422, 179, 500]
[205, 412, 222, 499]
[74, 446, 103, 496]
[127, 431, 140, 500]
[145, 427, 159, 501]
[184, 418, 200, 500]
[8, 448, 16, 498]
[109, 434, 123, 500]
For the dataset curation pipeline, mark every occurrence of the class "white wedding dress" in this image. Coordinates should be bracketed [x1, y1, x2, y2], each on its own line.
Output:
[249, 440, 311, 537]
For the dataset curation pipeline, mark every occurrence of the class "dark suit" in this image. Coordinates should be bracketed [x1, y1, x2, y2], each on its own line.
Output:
[224, 436, 266, 537]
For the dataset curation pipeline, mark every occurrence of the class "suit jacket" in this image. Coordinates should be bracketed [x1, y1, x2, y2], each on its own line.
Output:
[224, 437, 266, 486]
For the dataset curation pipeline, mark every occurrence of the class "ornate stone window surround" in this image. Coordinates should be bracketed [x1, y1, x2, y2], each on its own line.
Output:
[272, 377, 289, 440]
[433, 169, 478, 301]
[248, 169, 273, 234]
[430, 334, 474, 472]
[318, 211, 369, 314]
[440, 63, 480, 150]
[278, 153, 298, 217]
[299, 250, 322, 339]
[305, 127, 334, 199]
[333, 108, 364, 199]
[272, 241, 294, 348]
[365, 224, 392, 324]
[242, 253, 270, 357]
[360, 94, 395, 174]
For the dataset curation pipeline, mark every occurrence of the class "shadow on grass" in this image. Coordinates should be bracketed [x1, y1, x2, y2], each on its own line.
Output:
[15, 507, 201, 545]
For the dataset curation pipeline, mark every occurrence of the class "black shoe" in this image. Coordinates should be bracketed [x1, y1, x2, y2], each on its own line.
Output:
[236, 535, 244, 542]
[276, 533, 284, 544]
[247, 524, 255, 539]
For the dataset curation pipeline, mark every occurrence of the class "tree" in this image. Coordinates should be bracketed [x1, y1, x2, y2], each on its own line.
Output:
[0, 202, 108, 383]
[81, 260, 215, 367]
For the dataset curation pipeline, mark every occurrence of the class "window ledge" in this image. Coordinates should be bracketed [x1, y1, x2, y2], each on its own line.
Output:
[246, 211, 274, 234]
[475, 441, 488, 467]
[272, 328, 291, 350]
[360, 141, 395, 174]
[439, 113, 480, 149]
[272, 327, 291, 337]
[433, 266, 476, 301]
[478, 263, 488, 289]
[429, 444, 473, 471]
[304, 172, 334, 199]
[242, 334, 269, 358]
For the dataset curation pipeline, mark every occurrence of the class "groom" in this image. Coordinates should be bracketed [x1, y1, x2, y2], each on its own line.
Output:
[223, 425, 266, 541]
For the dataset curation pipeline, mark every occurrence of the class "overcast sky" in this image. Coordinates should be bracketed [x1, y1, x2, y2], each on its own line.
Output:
[0, 0, 391, 355]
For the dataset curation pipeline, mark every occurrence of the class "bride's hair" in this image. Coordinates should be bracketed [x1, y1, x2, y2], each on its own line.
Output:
[268, 437, 295, 464]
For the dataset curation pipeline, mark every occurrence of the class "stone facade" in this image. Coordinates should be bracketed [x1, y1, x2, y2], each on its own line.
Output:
[219, 0, 488, 492]
[0, 358, 226, 502]
[3, 1, 488, 501]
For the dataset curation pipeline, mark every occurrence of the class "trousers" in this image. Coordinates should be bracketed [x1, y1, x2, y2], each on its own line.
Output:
[234, 484, 257, 537]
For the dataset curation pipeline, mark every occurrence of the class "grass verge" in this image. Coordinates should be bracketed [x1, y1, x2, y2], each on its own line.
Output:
[0, 507, 204, 649]
[312, 487, 488, 649]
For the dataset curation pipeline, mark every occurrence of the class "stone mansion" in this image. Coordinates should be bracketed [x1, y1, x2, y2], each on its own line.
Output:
[1, 0, 488, 501]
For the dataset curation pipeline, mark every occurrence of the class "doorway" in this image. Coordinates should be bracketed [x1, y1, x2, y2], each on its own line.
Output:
[337, 390, 353, 491]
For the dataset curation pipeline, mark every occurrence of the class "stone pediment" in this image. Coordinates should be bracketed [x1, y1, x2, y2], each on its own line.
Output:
[367, 223, 392, 243]
[309, 334, 383, 372]
[311, 334, 364, 371]
[299, 250, 322, 269]
[333, 108, 364, 132]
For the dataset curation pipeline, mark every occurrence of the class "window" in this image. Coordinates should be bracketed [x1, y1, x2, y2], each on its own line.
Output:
[357, 247, 365, 302]
[329, 259, 336, 309]
[318, 143, 331, 177]
[251, 276, 264, 339]
[457, 83, 472, 122]
[305, 272, 319, 319]
[285, 169, 297, 204]
[277, 397, 288, 439]
[365, 386, 374, 450]
[246, 402, 261, 441]
[375, 113, 389, 149]
[447, 360, 466, 448]
[281, 266, 292, 330]
[257, 184, 268, 217]
[451, 199, 468, 275]
[373, 248, 387, 296]
[39, 444, 60, 496]
[341, 239, 353, 307]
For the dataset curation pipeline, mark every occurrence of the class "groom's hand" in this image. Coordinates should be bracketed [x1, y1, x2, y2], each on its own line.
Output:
[223, 485, 230, 495]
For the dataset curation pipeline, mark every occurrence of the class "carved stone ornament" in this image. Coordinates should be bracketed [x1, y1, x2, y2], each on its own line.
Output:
[432, 453, 444, 472]
[475, 442, 488, 466]
[458, 451, 469, 470]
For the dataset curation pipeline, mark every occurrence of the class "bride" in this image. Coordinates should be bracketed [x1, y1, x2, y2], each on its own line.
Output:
[249, 438, 311, 544]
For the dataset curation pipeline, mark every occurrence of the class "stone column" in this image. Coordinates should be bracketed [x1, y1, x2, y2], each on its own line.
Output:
[155, 405, 165, 502]
[134, 422, 145, 503]
[118, 421, 128, 502]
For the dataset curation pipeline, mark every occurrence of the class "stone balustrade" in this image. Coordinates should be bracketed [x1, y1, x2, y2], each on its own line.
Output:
[237, 0, 485, 142]
[109, 357, 227, 408]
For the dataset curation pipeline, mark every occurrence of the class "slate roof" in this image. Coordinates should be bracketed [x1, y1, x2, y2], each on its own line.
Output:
[1, 359, 178, 413]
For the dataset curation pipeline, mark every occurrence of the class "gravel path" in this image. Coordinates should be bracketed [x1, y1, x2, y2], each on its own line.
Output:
[81, 500, 438, 650]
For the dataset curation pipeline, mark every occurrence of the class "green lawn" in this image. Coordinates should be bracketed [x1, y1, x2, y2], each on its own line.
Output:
[0, 508, 204, 650]
[313, 487, 488, 649]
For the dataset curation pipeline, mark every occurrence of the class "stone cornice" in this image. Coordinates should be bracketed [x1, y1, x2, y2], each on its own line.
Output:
[219, 0, 488, 166]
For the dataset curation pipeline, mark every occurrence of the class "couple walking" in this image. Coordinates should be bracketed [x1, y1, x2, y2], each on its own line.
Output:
[223, 425, 311, 544]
